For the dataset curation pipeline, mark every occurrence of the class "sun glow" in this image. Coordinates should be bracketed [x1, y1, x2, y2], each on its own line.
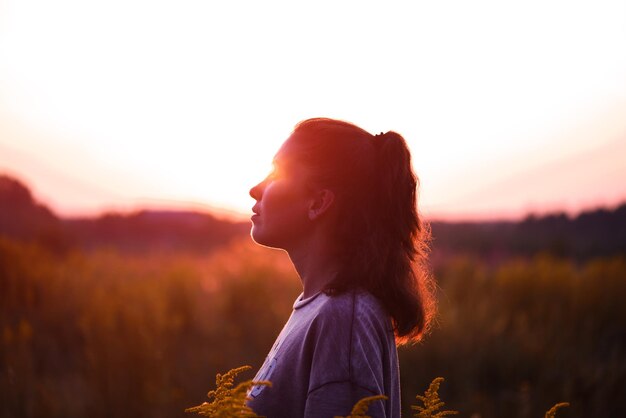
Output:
[1, 0, 625, 220]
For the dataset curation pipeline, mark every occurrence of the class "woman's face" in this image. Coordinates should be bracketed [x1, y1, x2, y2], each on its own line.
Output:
[249, 138, 315, 250]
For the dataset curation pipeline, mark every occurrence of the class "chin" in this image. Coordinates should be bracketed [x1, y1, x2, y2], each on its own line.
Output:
[250, 225, 270, 246]
[250, 226, 285, 250]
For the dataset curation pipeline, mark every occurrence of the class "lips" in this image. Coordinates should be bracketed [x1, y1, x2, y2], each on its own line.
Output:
[251, 205, 261, 220]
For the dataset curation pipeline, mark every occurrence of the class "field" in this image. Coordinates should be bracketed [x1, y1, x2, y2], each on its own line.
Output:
[2, 232, 625, 417]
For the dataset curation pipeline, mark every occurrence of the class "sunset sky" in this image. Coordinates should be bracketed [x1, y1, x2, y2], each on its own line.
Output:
[1, 0, 625, 221]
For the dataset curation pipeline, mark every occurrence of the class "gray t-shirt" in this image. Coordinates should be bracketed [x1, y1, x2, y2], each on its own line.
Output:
[247, 289, 400, 418]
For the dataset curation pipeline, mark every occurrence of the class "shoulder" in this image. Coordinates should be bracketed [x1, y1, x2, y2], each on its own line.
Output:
[306, 290, 397, 396]
[312, 290, 393, 335]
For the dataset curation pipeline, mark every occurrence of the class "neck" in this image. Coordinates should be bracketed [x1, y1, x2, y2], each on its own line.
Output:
[287, 232, 338, 299]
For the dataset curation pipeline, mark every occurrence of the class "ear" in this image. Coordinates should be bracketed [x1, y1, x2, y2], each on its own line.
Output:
[308, 189, 335, 221]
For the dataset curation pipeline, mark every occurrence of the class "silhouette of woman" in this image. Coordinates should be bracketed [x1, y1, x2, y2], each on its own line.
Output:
[247, 118, 434, 418]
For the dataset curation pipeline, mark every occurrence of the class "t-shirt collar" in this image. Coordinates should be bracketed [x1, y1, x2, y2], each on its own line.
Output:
[293, 291, 323, 310]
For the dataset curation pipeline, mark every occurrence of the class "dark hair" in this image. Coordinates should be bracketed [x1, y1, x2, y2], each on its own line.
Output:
[289, 117, 435, 344]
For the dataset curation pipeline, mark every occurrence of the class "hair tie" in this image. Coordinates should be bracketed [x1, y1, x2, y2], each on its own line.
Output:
[372, 132, 386, 154]
[373, 131, 388, 147]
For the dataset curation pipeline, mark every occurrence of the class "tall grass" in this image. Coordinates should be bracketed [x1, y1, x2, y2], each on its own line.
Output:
[1, 237, 624, 417]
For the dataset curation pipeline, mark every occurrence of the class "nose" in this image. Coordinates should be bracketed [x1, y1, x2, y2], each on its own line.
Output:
[249, 180, 264, 200]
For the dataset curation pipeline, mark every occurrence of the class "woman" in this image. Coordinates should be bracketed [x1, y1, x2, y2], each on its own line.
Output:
[247, 118, 434, 418]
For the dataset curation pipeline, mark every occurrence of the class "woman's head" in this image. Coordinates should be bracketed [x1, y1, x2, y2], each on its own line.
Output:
[250, 117, 434, 343]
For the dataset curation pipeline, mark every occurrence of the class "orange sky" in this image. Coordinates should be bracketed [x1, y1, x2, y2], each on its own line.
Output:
[1, 0, 625, 221]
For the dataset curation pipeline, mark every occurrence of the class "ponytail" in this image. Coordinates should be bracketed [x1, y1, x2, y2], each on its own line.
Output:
[368, 132, 433, 342]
